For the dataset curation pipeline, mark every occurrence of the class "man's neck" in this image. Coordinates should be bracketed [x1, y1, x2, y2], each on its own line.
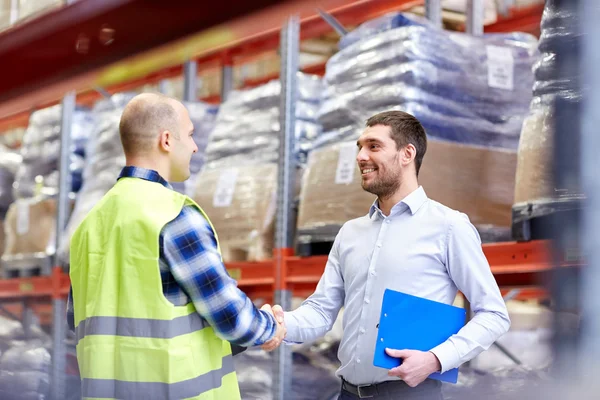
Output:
[125, 157, 170, 181]
[378, 179, 419, 216]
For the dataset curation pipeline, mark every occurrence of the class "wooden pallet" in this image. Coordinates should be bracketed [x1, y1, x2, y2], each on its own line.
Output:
[511, 197, 583, 242]
[296, 225, 341, 257]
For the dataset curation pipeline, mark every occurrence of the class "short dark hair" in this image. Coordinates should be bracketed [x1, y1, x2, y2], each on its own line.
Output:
[366, 110, 427, 175]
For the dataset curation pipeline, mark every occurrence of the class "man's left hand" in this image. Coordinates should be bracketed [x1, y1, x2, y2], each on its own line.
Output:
[385, 349, 442, 388]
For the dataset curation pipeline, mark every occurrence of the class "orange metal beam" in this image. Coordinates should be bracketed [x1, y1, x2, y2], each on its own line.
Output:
[225, 260, 274, 300]
[0, 271, 69, 301]
[484, 3, 544, 36]
[0, 240, 564, 328]
[0, 111, 31, 133]
[285, 240, 576, 300]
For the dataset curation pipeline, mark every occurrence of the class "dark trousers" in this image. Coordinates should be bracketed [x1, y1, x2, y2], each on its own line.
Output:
[337, 379, 444, 400]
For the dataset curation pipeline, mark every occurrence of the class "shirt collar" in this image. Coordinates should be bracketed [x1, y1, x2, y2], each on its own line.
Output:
[369, 186, 428, 218]
[117, 166, 172, 189]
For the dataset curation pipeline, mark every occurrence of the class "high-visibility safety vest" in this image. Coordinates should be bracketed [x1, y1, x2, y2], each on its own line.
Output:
[70, 177, 240, 400]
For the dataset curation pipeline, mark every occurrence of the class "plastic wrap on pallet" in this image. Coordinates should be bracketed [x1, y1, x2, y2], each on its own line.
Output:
[1, 196, 56, 259]
[319, 16, 538, 150]
[219, 73, 322, 111]
[295, 11, 534, 245]
[328, 23, 537, 89]
[205, 73, 324, 170]
[0, 316, 51, 400]
[338, 12, 427, 50]
[0, 145, 22, 212]
[0, 317, 24, 343]
[297, 138, 516, 241]
[514, 0, 589, 208]
[195, 74, 322, 262]
[12, 104, 94, 199]
[514, 108, 553, 204]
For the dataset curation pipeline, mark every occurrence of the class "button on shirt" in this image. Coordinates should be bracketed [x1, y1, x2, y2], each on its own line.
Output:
[283, 186, 510, 385]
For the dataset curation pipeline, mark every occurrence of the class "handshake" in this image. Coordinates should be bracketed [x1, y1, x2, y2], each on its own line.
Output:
[260, 304, 286, 351]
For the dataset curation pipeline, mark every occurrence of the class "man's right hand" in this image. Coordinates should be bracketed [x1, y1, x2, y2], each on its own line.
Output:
[260, 304, 286, 351]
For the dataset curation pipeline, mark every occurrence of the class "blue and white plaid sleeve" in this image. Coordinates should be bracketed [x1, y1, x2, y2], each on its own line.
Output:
[162, 205, 277, 347]
[67, 287, 75, 332]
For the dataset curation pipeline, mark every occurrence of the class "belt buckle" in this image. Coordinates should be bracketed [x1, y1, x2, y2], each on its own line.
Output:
[357, 385, 374, 399]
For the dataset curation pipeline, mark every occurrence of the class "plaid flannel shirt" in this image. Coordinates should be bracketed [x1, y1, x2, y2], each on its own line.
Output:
[66, 166, 276, 347]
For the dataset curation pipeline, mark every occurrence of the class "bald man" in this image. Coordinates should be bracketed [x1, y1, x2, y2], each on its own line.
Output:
[66, 93, 284, 400]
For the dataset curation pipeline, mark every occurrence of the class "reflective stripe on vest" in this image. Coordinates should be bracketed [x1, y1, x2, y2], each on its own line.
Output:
[75, 314, 210, 345]
[81, 355, 235, 400]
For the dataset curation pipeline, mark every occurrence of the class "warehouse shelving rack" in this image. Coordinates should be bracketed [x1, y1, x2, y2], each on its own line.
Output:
[0, 0, 556, 399]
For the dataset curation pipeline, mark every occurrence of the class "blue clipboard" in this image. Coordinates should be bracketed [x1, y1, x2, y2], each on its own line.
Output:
[373, 289, 466, 384]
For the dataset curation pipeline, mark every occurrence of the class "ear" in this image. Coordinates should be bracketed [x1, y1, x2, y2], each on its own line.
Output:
[401, 144, 416, 166]
[159, 130, 172, 152]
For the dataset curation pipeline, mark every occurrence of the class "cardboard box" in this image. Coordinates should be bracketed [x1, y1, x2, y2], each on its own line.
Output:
[2, 197, 56, 257]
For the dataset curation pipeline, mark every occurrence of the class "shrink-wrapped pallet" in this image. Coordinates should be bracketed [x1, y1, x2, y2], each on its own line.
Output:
[511, 0, 592, 239]
[514, 0, 585, 204]
[319, 12, 538, 150]
[296, 12, 535, 244]
[12, 104, 93, 199]
[0, 316, 52, 400]
[194, 73, 322, 261]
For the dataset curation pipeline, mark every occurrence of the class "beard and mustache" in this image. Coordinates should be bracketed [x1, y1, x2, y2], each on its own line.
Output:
[360, 163, 402, 200]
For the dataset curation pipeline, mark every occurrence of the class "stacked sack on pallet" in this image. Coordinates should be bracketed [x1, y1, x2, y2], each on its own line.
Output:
[297, 12, 538, 245]
[0, 316, 52, 400]
[513, 0, 588, 234]
[1, 105, 93, 275]
[192, 74, 323, 262]
[0, 145, 22, 261]
[57, 93, 217, 264]
[0, 145, 22, 216]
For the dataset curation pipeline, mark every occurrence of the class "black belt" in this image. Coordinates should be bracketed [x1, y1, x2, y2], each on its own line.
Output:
[341, 378, 403, 399]
[341, 378, 441, 399]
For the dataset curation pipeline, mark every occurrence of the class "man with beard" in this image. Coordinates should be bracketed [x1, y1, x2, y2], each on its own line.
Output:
[265, 111, 510, 399]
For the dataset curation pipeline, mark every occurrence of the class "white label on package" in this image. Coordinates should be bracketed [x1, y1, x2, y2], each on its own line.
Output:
[486, 45, 514, 90]
[335, 143, 358, 185]
[213, 168, 239, 207]
[16, 202, 30, 236]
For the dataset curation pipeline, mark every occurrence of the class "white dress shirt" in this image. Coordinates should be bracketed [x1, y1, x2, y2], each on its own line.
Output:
[284, 186, 510, 385]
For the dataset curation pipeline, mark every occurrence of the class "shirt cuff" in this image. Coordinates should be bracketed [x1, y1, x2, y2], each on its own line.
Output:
[283, 312, 303, 344]
[429, 341, 461, 374]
